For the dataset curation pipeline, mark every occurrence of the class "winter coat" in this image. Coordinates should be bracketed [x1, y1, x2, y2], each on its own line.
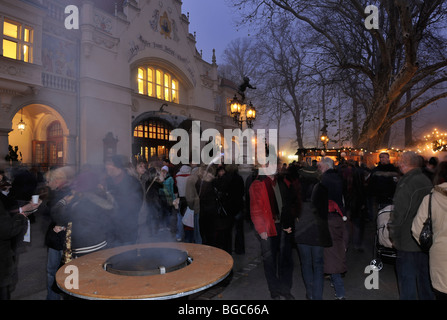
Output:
[57, 191, 114, 254]
[249, 175, 298, 237]
[196, 172, 231, 249]
[321, 169, 344, 215]
[185, 167, 200, 214]
[388, 168, 432, 251]
[249, 178, 277, 237]
[321, 169, 349, 274]
[295, 182, 332, 247]
[145, 178, 163, 219]
[196, 173, 228, 229]
[45, 186, 72, 250]
[412, 183, 447, 294]
[324, 212, 349, 274]
[175, 165, 191, 198]
[215, 171, 244, 217]
[106, 172, 143, 245]
[276, 174, 301, 230]
[160, 174, 175, 206]
[368, 163, 400, 204]
[341, 165, 367, 220]
[0, 201, 28, 287]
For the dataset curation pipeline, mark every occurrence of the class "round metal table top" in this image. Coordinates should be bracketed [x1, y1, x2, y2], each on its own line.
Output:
[55, 242, 234, 300]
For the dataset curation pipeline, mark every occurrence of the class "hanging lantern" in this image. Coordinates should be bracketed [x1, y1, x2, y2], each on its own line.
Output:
[246, 101, 256, 121]
[246, 101, 256, 129]
[229, 94, 242, 116]
[17, 109, 26, 134]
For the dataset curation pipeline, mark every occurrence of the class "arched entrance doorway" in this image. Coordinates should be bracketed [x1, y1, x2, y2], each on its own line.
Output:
[33, 120, 64, 167]
[9, 104, 71, 171]
[133, 117, 174, 161]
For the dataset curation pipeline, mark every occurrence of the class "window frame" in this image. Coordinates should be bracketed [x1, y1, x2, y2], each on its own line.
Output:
[137, 66, 179, 103]
[133, 119, 171, 141]
[2, 17, 33, 63]
[133, 118, 174, 161]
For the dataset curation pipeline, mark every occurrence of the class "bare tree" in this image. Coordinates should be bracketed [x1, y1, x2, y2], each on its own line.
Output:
[230, 0, 447, 150]
[219, 37, 260, 85]
[253, 19, 313, 148]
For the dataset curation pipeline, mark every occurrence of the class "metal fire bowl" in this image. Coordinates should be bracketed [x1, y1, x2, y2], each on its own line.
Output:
[55, 242, 233, 300]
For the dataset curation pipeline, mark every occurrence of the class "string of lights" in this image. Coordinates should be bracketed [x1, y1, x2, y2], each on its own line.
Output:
[424, 128, 447, 152]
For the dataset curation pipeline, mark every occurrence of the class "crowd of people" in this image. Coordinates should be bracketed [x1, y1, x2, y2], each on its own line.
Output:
[0, 151, 446, 300]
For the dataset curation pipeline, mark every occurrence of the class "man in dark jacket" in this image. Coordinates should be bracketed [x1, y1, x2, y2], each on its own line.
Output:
[105, 155, 144, 247]
[57, 171, 115, 257]
[388, 151, 434, 300]
[43, 166, 73, 300]
[217, 164, 245, 254]
[368, 152, 400, 210]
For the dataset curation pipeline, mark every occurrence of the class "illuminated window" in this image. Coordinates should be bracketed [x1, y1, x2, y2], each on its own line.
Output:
[133, 119, 172, 141]
[2, 19, 33, 63]
[138, 68, 145, 94]
[137, 66, 179, 103]
[133, 119, 173, 161]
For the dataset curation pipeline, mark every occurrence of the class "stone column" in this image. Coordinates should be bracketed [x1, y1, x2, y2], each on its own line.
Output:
[64, 134, 78, 169]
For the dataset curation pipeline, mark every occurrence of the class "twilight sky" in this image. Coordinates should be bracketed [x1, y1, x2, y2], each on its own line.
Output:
[180, 0, 447, 152]
[181, 0, 248, 64]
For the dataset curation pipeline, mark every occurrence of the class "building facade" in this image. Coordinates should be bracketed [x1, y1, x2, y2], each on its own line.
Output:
[0, 0, 238, 171]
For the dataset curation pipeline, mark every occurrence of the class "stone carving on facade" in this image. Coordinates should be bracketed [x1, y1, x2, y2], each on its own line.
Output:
[171, 18, 180, 43]
[1, 103, 11, 113]
[200, 75, 215, 89]
[150, 10, 160, 32]
[0, 63, 25, 78]
[0, 89, 22, 113]
[159, 11, 172, 39]
[94, 13, 113, 34]
[92, 32, 120, 51]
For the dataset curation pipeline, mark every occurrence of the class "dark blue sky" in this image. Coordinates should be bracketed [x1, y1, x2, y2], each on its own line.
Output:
[181, 0, 248, 63]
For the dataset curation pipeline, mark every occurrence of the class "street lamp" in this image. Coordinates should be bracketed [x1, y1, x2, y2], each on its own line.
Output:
[245, 101, 256, 128]
[320, 125, 329, 149]
[229, 95, 256, 129]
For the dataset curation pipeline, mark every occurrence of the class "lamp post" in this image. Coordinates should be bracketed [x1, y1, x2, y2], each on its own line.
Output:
[320, 125, 329, 149]
[229, 94, 256, 129]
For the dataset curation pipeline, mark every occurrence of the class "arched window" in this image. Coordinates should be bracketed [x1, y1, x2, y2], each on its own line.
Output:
[133, 118, 174, 161]
[137, 66, 179, 103]
[133, 119, 171, 140]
